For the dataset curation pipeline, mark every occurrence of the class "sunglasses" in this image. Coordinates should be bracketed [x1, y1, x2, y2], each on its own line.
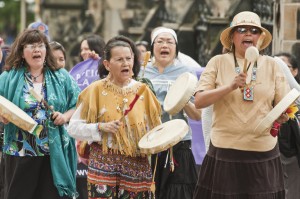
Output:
[235, 27, 262, 35]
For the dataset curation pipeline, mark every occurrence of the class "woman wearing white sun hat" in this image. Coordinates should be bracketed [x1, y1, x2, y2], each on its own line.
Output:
[193, 11, 290, 199]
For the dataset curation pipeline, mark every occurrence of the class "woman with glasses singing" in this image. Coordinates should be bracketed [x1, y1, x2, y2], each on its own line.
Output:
[0, 29, 80, 199]
[193, 11, 289, 199]
[142, 27, 201, 199]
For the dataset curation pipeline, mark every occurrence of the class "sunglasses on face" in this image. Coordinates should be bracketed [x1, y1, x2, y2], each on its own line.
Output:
[235, 27, 262, 35]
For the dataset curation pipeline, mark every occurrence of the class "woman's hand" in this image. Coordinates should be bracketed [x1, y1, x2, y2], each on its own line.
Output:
[88, 50, 99, 60]
[0, 115, 9, 125]
[51, 111, 67, 126]
[230, 73, 247, 90]
[275, 113, 289, 124]
[98, 120, 122, 134]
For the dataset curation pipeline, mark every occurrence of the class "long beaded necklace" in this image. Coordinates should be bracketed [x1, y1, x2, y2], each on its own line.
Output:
[233, 53, 257, 101]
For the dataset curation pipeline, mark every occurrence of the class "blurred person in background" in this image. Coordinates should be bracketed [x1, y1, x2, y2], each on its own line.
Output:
[276, 53, 300, 83]
[70, 34, 105, 90]
[79, 34, 105, 61]
[28, 21, 51, 42]
[274, 52, 300, 199]
[135, 40, 149, 64]
[50, 41, 66, 69]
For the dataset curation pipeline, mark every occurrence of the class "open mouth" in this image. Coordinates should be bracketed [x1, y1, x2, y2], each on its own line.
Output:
[33, 55, 42, 60]
[160, 51, 169, 56]
[121, 69, 130, 74]
[242, 40, 254, 47]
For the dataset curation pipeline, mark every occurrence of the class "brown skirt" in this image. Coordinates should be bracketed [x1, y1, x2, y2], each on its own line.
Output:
[193, 143, 285, 199]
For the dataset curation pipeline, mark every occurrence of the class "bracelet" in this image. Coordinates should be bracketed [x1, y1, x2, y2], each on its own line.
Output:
[270, 121, 281, 137]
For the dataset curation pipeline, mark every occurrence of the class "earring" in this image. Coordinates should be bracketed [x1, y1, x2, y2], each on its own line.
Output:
[106, 72, 111, 79]
[43, 60, 46, 67]
[20, 58, 25, 67]
[229, 42, 233, 52]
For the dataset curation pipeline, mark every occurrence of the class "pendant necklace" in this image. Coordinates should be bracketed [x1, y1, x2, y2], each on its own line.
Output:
[233, 54, 257, 101]
[31, 73, 43, 82]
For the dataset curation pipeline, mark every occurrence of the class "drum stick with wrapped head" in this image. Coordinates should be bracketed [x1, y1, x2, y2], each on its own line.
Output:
[29, 88, 55, 112]
[119, 84, 146, 121]
[245, 32, 266, 64]
[141, 51, 151, 77]
[244, 32, 266, 73]
[256, 31, 266, 50]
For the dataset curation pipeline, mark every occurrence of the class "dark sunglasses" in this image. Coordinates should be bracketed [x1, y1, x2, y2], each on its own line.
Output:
[235, 27, 262, 35]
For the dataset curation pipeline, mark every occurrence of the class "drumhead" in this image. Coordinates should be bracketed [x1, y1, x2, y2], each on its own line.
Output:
[0, 96, 37, 133]
[253, 88, 300, 134]
[139, 119, 189, 154]
[164, 72, 198, 115]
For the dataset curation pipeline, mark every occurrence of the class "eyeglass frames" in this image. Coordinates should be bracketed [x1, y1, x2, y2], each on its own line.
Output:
[24, 43, 46, 51]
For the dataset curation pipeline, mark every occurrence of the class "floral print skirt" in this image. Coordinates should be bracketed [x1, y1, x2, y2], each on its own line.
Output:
[87, 143, 153, 199]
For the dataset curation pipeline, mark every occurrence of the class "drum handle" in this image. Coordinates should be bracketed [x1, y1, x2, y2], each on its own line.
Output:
[164, 150, 169, 168]
[170, 147, 175, 172]
[151, 154, 158, 196]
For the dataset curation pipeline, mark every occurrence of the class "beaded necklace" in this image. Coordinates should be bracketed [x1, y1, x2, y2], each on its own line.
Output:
[233, 53, 257, 101]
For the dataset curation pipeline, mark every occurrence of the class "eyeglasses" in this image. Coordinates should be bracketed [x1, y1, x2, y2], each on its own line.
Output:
[25, 43, 46, 51]
[154, 40, 176, 46]
[235, 27, 262, 35]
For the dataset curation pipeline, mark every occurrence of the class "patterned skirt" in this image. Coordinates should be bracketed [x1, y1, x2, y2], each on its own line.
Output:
[193, 143, 285, 199]
[87, 143, 153, 199]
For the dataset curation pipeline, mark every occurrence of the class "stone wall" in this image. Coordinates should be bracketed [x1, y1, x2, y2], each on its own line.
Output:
[273, 0, 300, 60]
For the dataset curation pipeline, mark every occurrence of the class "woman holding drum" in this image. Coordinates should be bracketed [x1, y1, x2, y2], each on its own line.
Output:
[68, 35, 162, 199]
[0, 29, 80, 199]
[142, 27, 201, 199]
[193, 11, 290, 199]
